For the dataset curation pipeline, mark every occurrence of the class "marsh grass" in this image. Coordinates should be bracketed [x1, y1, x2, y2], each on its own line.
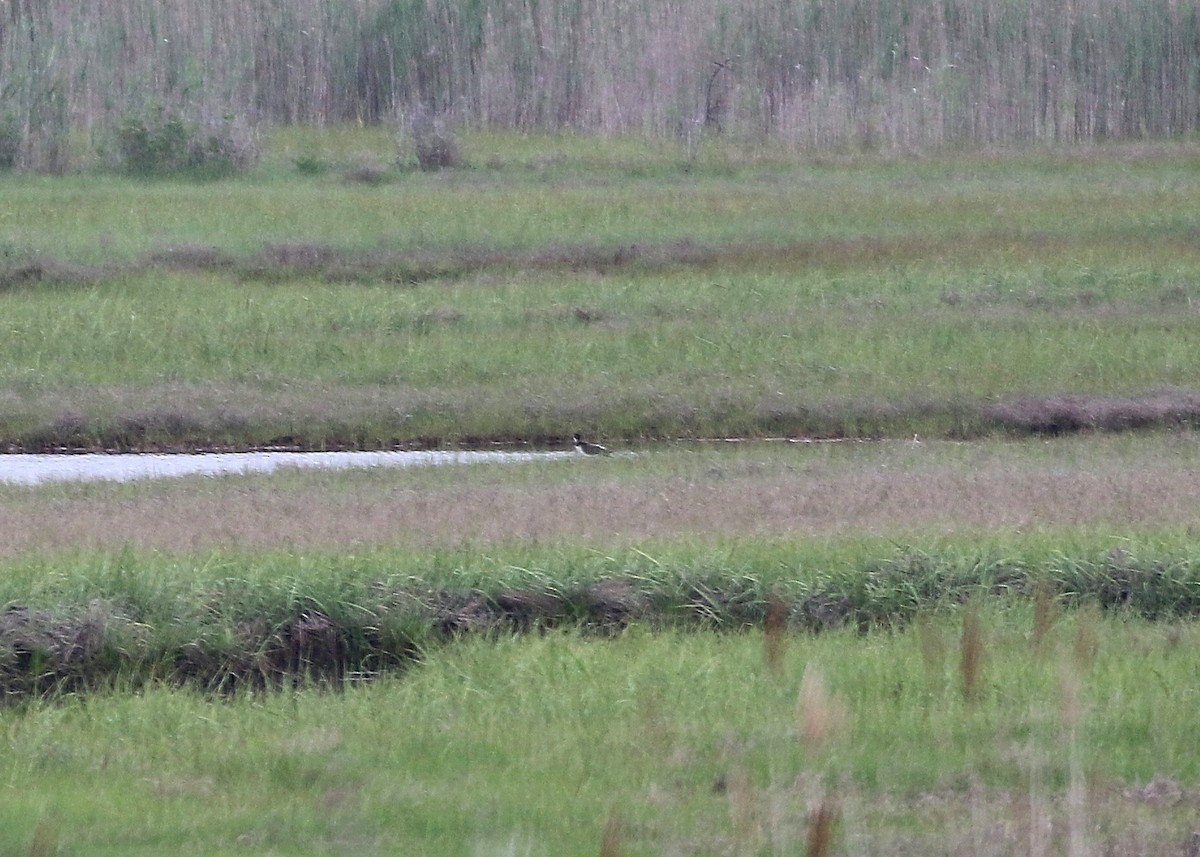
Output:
[4, 136, 1200, 447]
[3, 123, 1200, 853]
[4, 434, 1200, 554]
[3, 519, 1200, 696]
[0, 610, 1197, 854]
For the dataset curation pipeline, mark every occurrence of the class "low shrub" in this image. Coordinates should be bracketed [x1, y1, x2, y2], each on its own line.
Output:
[396, 111, 463, 171]
[292, 153, 330, 175]
[113, 108, 259, 177]
[0, 112, 20, 171]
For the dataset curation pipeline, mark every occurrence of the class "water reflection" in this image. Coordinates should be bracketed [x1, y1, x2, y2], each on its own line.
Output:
[0, 449, 574, 486]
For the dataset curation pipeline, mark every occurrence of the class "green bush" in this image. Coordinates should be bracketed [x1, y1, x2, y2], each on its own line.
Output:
[293, 153, 330, 175]
[0, 113, 20, 171]
[114, 109, 259, 177]
[396, 112, 462, 171]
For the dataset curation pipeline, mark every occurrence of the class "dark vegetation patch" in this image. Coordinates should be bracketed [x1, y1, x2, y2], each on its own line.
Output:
[408, 114, 463, 171]
[148, 243, 237, 271]
[4, 232, 1032, 290]
[987, 392, 1200, 434]
[570, 305, 608, 324]
[939, 286, 1110, 310]
[341, 161, 390, 185]
[16, 406, 256, 453]
[410, 308, 465, 333]
[9, 389, 1200, 453]
[0, 257, 105, 292]
[3, 550, 1199, 701]
[113, 108, 259, 177]
[2, 229, 1192, 292]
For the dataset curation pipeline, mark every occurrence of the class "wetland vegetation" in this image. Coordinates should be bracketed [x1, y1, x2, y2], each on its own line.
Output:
[5, 129, 1200, 854]
[5, 1, 1200, 851]
[4, 135, 1200, 451]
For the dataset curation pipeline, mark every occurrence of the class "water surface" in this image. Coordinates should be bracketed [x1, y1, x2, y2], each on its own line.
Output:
[0, 449, 573, 486]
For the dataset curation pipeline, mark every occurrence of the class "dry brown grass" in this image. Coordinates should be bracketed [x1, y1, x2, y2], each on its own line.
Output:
[673, 773, 1200, 857]
[1031, 580, 1059, 656]
[762, 595, 788, 674]
[805, 798, 841, 857]
[796, 665, 847, 753]
[838, 784, 1200, 857]
[3, 440, 1200, 556]
[960, 604, 985, 706]
[599, 812, 624, 857]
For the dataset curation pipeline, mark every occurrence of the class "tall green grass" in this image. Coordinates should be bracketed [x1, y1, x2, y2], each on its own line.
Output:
[0, 611, 1196, 854]
[3, 531, 1200, 698]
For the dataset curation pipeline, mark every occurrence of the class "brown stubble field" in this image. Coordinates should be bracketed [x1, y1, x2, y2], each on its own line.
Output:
[4, 435, 1200, 556]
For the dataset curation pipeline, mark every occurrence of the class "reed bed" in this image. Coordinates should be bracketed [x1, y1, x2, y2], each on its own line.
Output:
[6, 0, 1200, 170]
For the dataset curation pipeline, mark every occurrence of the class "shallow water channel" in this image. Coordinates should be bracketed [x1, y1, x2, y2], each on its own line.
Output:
[0, 449, 574, 486]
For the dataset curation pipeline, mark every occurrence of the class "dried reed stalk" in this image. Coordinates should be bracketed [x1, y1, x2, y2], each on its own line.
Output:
[1059, 659, 1090, 857]
[915, 612, 946, 697]
[960, 604, 984, 706]
[763, 595, 788, 674]
[797, 664, 846, 752]
[1031, 579, 1058, 655]
[599, 811, 623, 857]
[725, 767, 760, 853]
[1073, 605, 1100, 669]
[805, 798, 841, 857]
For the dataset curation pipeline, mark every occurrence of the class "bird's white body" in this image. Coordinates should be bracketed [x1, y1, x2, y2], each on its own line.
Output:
[572, 433, 611, 455]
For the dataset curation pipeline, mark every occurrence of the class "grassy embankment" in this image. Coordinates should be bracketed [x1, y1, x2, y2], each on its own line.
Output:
[4, 131, 1200, 449]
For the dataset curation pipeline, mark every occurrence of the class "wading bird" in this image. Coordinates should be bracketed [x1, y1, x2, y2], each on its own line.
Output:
[573, 433, 611, 456]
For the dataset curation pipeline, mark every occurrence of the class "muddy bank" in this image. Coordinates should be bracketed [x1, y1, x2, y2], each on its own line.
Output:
[5, 391, 1200, 455]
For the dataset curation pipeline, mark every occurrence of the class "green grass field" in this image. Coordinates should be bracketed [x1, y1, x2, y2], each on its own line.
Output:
[4, 132, 1200, 448]
[1, 608, 1197, 855]
[5, 130, 1200, 855]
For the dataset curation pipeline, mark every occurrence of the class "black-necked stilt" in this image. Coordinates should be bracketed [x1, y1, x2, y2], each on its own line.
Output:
[573, 433, 611, 455]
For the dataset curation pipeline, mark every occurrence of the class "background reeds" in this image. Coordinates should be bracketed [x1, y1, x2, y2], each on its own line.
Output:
[4, 0, 1200, 170]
